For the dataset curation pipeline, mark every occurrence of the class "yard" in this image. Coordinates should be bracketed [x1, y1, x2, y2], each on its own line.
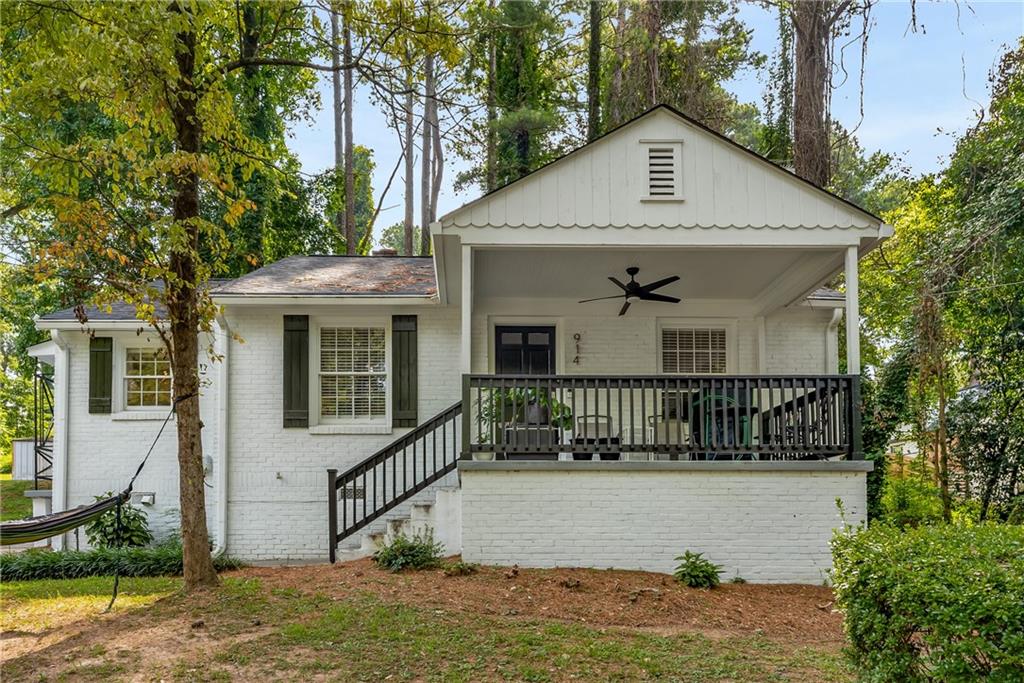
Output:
[1, 476, 35, 522]
[0, 560, 851, 682]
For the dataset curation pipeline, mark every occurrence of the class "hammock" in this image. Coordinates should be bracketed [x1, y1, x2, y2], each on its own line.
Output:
[1, 490, 128, 546]
[0, 391, 190, 547]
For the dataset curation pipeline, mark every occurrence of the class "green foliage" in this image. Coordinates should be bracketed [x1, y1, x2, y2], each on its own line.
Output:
[880, 475, 944, 528]
[442, 560, 480, 577]
[0, 539, 242, 581]
[831, 523, 1024, 681]
[84, 494, 153, 549]
[672, 551, 722, 589]
[372, 531, 444, 572]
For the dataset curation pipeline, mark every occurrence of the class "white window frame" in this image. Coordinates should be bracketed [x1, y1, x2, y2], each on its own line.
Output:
[656, 319, 737, 375]
[640, 139, 684, 202]
[308, 317, 392, 434]
[110, 334, 175, 420]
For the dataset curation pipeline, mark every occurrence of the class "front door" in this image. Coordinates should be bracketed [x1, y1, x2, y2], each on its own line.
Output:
[494, 326, 556, 375]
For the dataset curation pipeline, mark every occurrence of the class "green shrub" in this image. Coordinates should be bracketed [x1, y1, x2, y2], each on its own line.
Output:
[831, 522, 1024, 681]
[673, 551, 721, 588]
[0, 454, 12, 475]
[0, 538, 242, 581]
[372, 531, 444, 572]
[880, 475, 944, 527]
[84, 493, 153, 548]
[442, 560, 480, 577]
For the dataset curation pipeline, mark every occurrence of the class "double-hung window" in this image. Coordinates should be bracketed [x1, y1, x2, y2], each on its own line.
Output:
[124, 347, 172, 408]
[319, 326, 387, 422]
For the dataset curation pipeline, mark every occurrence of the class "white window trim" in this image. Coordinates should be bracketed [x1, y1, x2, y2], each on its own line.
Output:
[640, 138, 684, 202]
[656, 319, 737, 375]
[110, 336, 174, 420]
[308, 316, 392, 433]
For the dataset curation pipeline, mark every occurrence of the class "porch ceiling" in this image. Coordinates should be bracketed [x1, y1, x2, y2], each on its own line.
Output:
[473, 248, 842, 304]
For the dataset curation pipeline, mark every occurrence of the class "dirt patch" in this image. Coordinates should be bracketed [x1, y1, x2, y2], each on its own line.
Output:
[246, 558, 845, 645]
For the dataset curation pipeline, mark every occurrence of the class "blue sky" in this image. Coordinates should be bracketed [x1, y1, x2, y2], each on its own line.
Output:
[287, 1, 1023, 237]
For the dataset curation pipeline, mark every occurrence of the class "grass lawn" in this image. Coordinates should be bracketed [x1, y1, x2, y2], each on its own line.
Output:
[1, 477, 35, 521]
[1, 563, 853, 682]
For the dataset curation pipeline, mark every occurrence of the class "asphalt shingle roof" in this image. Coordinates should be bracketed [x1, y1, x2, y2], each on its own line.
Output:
[214, 256, 436, 297]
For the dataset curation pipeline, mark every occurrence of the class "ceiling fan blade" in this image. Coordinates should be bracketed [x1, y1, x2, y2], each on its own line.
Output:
[640, 275, 680, 293]
[638, 292, 681, 304]
[618, 301, 631, 316]
[578, 295, 624, 304]
[608, 276, 628, 291]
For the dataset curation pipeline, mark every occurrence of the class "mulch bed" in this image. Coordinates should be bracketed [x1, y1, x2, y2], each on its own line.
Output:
[246, 558, 845, 645]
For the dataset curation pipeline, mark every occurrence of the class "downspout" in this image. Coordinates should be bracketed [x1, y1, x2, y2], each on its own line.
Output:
[211, 316, 230, 557]
[826, 307, 843, 374]
[49, 329, 70, 550]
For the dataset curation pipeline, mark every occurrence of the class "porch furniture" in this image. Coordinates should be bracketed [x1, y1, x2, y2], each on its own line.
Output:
[501, 424, 561, 460]
[689, 391, 754, 460]
[572, 415, 620, 461]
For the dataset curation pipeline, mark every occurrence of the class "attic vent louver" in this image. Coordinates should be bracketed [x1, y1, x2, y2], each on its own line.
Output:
[647, 146, 676, 196]
[641, 140, 683, 201]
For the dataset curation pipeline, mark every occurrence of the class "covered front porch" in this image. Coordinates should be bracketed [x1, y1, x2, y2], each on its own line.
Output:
[444, 244, 865, 462]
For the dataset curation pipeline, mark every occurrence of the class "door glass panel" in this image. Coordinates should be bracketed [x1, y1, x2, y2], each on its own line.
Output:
[500, 332, 523, 345]
[527, 332, 549, 345]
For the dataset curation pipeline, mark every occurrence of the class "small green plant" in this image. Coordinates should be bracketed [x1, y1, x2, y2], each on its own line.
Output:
[442, 560, 480, 576]
[673, 551, 722, 588]
[372, 530, 444, 572]
[730, 575, 746, 584]
[85, 493, 153, 548]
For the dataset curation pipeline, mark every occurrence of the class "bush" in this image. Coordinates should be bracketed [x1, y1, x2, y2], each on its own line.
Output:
[372, 531, 444, 572]
[673, 551, 722, 588]
[0, 538, 242, 581]
[442, 560, 480, 577]
[84, 493, 153, 548]
[831, 522, 1024, 681]
[880, 475, 944, 528]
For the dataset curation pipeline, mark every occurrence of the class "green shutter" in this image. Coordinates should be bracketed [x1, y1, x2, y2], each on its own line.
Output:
[392, 315, 418, 427]
[88, 337, 113, 414]
[283, 315, 309, 428]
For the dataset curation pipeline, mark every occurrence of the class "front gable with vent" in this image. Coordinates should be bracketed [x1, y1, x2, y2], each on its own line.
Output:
[437, 106, 886, 249]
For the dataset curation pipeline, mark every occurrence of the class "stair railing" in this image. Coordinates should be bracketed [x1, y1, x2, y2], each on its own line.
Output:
[327, 401, 462, 562]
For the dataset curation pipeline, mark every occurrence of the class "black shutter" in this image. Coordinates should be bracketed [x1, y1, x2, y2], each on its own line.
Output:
[88, 337, 113, 414]
[283, 315, 309, 427]
[392, 315, 418, 427]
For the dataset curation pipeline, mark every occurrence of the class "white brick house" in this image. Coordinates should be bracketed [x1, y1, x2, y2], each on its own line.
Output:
[29, 106, 886, 582]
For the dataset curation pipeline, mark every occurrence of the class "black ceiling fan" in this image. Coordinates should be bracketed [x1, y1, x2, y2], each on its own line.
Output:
[578, 266, 681, 316]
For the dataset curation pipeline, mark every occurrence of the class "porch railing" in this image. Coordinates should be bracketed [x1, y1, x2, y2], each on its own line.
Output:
[33, 369, 54, 488]
[462, 374, 862, 460]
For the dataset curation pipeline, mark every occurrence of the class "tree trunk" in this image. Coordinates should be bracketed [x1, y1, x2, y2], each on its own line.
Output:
[792, 1, 831, 186]
[330, 10, 345, 250]
[643, 1, 660, 108]
[485, 0, 497, 192]
[169, 10, 218, 591]
[429, 70, 442, 234]
[420, 52, 434, 256]
[936, 367, 951, 522]
[609, 0, 625, 127]
[403, 63, 415, 257]
[343, 14, 356, 254]
[587, 0, 601, 141]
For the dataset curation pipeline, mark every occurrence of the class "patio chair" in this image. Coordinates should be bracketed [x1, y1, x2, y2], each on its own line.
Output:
[571, 415, 620, 461]
[689, 390, 754, 460]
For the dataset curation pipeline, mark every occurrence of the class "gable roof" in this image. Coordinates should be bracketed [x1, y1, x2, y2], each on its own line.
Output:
[440, 104, 882, 231]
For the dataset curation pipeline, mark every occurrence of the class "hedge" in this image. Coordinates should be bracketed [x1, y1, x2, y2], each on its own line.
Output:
[0, 541, 242, 581]
[831, 522, 1024, 681]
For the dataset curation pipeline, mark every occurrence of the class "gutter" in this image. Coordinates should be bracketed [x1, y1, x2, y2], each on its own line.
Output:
[211, 315, 230, 557]
[49, 329, 70, 550]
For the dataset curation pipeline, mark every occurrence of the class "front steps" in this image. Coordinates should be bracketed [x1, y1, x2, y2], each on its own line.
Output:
[337, 485, 462, 562]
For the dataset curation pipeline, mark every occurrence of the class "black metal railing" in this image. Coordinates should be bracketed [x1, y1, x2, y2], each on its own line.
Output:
[327, 402, 462, 562]
[462, 374, 861, 461]
[34, 369, 54, 488]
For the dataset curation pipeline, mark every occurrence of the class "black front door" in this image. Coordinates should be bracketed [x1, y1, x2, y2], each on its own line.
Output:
[494, 326, 555, 375]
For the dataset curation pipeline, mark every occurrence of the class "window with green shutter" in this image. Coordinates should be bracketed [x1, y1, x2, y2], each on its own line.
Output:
[283, 315, 309, 427]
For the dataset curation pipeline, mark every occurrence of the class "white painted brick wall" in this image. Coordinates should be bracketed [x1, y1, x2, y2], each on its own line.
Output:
[222, 305, 462, 561]
[62, 330, 220, 546]
[461, 468, 866, 583]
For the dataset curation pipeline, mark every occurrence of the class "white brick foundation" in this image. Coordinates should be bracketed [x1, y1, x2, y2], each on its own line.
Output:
[459, 461, 870, 584]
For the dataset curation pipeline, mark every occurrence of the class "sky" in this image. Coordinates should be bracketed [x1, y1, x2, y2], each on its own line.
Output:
[287, 1, 1024, 239]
